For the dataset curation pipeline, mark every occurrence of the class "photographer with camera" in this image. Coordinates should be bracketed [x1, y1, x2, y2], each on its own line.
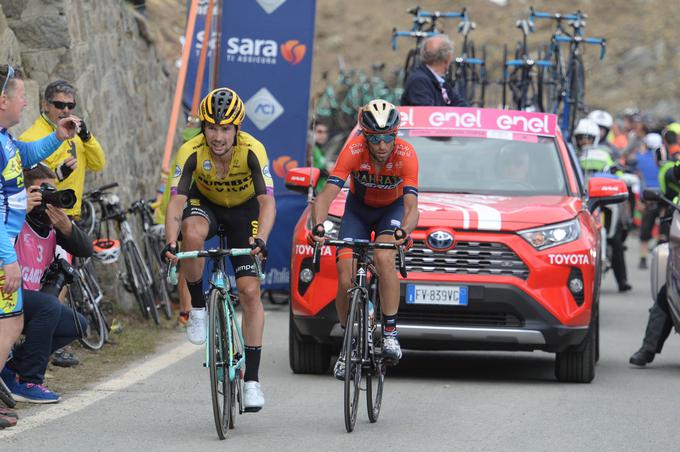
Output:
[0, 164, 92, 404]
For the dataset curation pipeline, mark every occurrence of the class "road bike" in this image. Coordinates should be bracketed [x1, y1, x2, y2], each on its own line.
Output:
[168, 230, 263, 440]
[530, 7, 606, 139]
[501, 18, 554, 111]
[87, 183, 160, 324]
[312, 238, 407, 433]
[129, 198, 173, 320]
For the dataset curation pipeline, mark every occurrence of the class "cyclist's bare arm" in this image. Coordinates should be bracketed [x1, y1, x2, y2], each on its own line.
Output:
[255, 194, 276, 242]
[401, 193, 419, 236]
[165, 193, 187, 246]
[312, 182, 342, 228]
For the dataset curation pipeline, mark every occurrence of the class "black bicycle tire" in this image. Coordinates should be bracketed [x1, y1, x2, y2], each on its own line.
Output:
[69, 278, 106, 350]
[403, 48, 418, 86]
[366, 275, 384, 423]
[466, 42, 478, 106]
[127, 240, 160, 324]
[209, 290, 232, 439]
[479, 45, 487, 107]
[227, 296, 241, 429]
[145, 236, 173, 320]
[344, 289, 363, 433]
[567, 55, 586, 137]
[569, 55, 586, 136]
[75, 198, 97, 237]
[502, 44, 509, 109]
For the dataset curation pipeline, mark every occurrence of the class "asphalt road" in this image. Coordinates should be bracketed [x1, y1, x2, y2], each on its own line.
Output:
[3, 244, 680, 451]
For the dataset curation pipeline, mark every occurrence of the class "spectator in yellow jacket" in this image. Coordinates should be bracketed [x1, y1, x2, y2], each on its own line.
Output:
[20, 81, 105, 218]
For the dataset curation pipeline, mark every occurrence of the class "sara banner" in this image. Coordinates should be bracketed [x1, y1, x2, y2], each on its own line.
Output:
[215, 0, 316, 289]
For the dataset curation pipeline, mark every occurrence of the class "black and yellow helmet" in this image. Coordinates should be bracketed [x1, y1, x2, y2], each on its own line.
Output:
[198, 88, 245, 126]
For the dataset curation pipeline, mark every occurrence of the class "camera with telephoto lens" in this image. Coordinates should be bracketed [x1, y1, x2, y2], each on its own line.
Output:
[38, 183, 77, 209]
[40, 258, 76, 297]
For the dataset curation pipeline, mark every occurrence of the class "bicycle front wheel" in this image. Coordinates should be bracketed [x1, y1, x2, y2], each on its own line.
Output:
[208, 290, 233, 440]
[366, 277, 385, 423]
[344, 290, 364, 433]
[68, 278, 106, 351]
[126, 240, 160, 325]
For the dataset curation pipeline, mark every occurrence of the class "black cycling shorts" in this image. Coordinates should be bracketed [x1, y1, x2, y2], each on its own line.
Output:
[182, 188, 260, 279]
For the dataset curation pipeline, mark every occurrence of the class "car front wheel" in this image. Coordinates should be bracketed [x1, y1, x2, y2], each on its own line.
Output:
[554, 315, 596, 383]
[289, 308, 331, 374]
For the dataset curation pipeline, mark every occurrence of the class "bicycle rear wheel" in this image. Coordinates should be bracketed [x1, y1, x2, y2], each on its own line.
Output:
[208, 290, 233, 439]
[145, 236, 173, 320]
[68, 278, 106, 350]
[366, 276, 384, 423]
[126, 240, 160, 325]
[75, 198, 97, 237]
[344, 290, 364, 433]
[567, 55, 586, 138]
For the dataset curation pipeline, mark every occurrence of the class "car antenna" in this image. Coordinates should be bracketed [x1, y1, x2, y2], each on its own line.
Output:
[307, 103, 317, 205]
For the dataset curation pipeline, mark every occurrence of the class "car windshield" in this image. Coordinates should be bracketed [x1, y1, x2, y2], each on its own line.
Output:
[404, 132, 567, 196]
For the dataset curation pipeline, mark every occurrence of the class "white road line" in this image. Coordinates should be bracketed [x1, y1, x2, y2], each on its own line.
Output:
[0, 341, 199, 439]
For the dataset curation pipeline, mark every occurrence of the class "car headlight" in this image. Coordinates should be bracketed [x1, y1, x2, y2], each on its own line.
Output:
[305, 215, 341, 239]
[519, 219, 581, 250]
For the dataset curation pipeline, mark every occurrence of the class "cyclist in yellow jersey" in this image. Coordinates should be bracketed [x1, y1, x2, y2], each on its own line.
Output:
[163, 88, 276, 412]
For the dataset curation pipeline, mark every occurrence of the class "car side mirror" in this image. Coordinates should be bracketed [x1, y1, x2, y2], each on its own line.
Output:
[284, 167, 321, 195]
[587, 177, 628, 213]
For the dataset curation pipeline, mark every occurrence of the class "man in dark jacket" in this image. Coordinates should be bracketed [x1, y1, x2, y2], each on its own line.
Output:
[400, 34, 469, 107]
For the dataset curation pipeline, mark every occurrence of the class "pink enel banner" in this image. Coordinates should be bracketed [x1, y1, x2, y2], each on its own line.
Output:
[399, 107, 558, 136]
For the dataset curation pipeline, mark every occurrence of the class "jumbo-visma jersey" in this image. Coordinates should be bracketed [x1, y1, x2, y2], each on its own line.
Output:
[171, 131, 274, 208]
[328, 135, 419, 208]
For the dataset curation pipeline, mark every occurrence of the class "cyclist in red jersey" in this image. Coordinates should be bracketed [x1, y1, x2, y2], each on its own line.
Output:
[310, 99, 419, 379]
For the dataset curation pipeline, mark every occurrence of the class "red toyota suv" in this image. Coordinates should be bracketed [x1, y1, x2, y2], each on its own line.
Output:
[286, 107, 628, 383]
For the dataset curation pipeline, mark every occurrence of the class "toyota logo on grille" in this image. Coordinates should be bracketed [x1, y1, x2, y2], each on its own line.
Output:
[427, 230, 454, 250]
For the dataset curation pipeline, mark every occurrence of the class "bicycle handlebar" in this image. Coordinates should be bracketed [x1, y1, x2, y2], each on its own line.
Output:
[529, 6, 584, 23]
[391, 29, 439, 50]
[311, 238, 408, 278]
[416, 10, 464, 19]
[167, 248, 265, 284]
[554, 35, 607, 59]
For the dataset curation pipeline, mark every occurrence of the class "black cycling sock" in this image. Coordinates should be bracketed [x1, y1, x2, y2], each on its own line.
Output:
[383, 314, 398, 337]
[186, 279, 205, 309]
[244, 345, 262, 382]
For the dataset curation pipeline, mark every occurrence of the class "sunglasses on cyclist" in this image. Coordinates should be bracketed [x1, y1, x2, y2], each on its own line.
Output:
[49, 100, 77, 110]
[365, 133, 396, 145]
[1, 65, 15, 96]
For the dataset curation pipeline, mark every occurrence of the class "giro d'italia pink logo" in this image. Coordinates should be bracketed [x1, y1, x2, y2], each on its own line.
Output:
[280, 40, 306, 65]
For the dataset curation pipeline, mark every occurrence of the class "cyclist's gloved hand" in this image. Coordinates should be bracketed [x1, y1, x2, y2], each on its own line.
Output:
[307, 223, 325, 245]
[394, 227, 413, 250]
[251, 237, 268, 259]
[78, 119, 91, 142]
[161, 242, 177, 263]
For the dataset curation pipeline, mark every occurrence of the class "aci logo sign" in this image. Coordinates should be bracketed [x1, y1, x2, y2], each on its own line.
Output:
[280, 40, 306, 65]
[245, 88, 284, 130]
[256, 0, 286, 14]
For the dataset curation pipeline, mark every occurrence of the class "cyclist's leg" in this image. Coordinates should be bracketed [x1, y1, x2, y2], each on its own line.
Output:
[373, 199, 405, 363]
[224, 198, 265, 410]
[335, 195, 372, 326]
[180, 192, 218, 344]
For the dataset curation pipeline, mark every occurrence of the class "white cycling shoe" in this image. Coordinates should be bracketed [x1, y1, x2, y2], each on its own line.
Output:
[186, 308, 207, 345]
[243, 381, 265, 412]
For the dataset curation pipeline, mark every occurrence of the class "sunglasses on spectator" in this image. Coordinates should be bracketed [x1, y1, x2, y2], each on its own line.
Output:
[365, 133, 396, 144]
[1, 65, 15, 96]
[49, 100, 76, 110]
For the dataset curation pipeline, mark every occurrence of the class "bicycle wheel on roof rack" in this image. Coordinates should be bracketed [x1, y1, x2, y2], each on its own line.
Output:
[477, 45, 487, 107]
[403, 48, 418, 86]
[567, 55, 586, 138]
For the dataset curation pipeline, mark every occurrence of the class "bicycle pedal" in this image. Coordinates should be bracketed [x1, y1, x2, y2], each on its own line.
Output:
[243, 406, 262, 413]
